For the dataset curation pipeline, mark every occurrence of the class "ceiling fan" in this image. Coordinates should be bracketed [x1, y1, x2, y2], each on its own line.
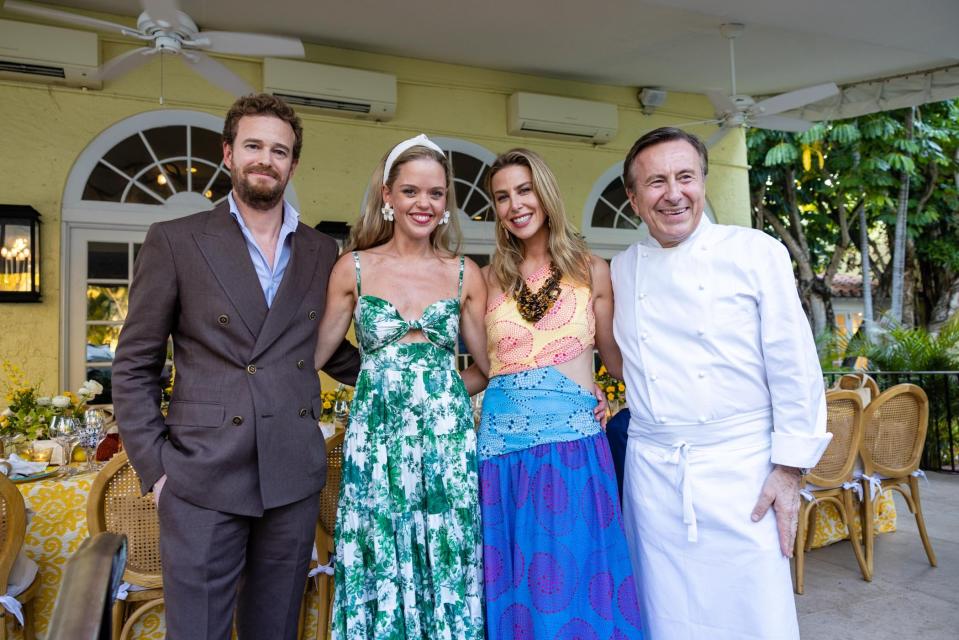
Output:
[4, 0, 304, 97]
[701, 23, 839, 147]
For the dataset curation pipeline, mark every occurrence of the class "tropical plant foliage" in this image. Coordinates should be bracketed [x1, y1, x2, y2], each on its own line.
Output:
[748, 99, 959, 335]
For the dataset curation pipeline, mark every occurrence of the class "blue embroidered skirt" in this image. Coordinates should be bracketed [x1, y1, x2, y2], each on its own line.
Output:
[478, 367, 644, 639]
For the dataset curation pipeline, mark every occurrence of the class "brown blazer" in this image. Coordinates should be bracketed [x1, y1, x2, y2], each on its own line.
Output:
[112, 202, 359, 516]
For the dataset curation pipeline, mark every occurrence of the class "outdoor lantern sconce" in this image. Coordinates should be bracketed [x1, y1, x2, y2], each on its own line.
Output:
[0, 205, 41, 302]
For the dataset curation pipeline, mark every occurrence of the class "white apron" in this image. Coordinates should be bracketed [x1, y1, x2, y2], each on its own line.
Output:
[622, 410, 799, 640]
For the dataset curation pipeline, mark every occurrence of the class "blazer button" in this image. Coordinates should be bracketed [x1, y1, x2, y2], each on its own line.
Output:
[247, 364, 257, 374]
[298, 408, 308, 417]
[217, 314, 229, 325]
[297, 359, 305, 369]
[308, 310, 318, 320]
[232, 416, 243, 425]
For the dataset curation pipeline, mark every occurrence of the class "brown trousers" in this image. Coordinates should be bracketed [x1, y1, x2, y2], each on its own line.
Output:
[157, 488, 319, 640]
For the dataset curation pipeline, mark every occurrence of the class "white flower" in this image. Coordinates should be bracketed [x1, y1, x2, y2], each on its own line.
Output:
[51, 395, 71, 408]
[78, 380, 103, 397]
[1, 408, 12, 418]
[36, 396, 51, 406]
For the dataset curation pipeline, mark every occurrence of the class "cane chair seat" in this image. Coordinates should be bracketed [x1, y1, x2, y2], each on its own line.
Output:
[299, 429, 345, 640]
[0, 474, 39, 640]
[86, 450, 163, 640]
[793, 390, 869, 594]
[859, 384, 935, 575]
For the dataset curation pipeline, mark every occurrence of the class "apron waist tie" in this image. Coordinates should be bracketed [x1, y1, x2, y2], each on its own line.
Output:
[665, 440, 697, 543]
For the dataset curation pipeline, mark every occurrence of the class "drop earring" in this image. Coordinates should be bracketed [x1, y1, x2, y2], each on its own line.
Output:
[439, 210, 451, 225]
[381, 204, 394, 221]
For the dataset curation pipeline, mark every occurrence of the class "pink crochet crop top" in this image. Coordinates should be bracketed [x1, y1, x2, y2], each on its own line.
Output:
[486, 263, 595, 377]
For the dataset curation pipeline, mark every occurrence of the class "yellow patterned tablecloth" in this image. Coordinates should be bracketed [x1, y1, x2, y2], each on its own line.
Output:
[809, 490, 897, 549]
[5, 471, 326, 639]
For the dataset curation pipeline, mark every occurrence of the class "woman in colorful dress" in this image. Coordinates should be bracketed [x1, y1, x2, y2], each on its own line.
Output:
[478, 148, 643, 639]
[313, 134, 489, 640]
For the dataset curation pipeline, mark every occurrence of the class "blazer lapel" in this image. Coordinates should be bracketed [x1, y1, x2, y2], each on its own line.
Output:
[250, 224, 320, 360]
[194, 203, 269, 339]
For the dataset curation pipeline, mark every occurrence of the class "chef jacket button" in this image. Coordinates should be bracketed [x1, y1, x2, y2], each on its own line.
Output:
[638, 293, 646, 300]
[298, 408, 308, 417]
[297, 359, 305, 369]
[701, 245, 708, 251]
[697, 328, 706, 336]
[658, 417, 667, 424]
[698, 284, 705, 290]
[650, 374, 658, 381]
[232, 416, 243, 425]
[308, 310, 318, 320]
[247, 364, 257, 374]
[642, 252, 648, 258]
[698, 371, 706, 378]
[699, 417, 707, 424]
[217, 314, 229, 325]
[641, 332, 648, 341]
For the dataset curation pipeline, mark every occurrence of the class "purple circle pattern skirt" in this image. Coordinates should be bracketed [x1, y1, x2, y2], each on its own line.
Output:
[479, 367, 643, 639]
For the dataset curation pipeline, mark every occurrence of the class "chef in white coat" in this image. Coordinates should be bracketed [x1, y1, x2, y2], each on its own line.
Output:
[611, 127, 831, 639]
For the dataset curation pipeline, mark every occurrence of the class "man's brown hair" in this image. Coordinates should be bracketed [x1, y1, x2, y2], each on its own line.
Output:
[222, 93, 304, 160]
[622, 127, 709, 191]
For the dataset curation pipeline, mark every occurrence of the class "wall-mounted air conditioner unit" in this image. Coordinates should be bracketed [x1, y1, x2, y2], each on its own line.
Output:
[508, 92, 618, 144]
[0, 19, 100, 89]
[264, 58, 396, 121]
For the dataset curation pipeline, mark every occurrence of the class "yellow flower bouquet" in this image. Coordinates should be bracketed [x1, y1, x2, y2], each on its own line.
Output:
[595, 364, 627, 415]
[1, 361, 103, 441]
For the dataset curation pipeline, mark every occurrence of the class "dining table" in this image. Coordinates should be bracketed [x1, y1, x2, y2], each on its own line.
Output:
[11, 466, 325, 639]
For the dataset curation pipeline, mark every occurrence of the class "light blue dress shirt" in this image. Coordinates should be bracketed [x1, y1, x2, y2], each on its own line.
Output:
[228, 192, 300, 308]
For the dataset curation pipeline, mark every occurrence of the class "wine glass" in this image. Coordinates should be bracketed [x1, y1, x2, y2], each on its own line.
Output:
[333, 398, 350, 428]
[75, 423, 104, 472]
[48, 416, 80, 474]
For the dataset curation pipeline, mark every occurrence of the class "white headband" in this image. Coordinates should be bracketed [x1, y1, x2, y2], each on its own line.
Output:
[383, 134, 445, 186]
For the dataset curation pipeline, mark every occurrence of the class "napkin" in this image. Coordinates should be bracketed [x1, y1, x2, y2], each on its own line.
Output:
[3, 454, 50, 478]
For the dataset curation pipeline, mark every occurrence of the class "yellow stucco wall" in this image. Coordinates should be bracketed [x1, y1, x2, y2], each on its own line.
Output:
[0, 17, 749, 393]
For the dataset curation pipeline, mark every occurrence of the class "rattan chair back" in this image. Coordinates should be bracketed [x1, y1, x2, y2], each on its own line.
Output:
[0, 473, 27, 592]
[86, 450, 163, 589]
[808, 390, 863, 488]
[318, 430, 345, 540]
[836, 373, 880, 401]
[860, 383, 928, 477]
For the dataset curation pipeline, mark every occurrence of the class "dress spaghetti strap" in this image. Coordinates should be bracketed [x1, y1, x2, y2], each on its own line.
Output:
[457, 255, 465, 299]
[352, 251, 362, 296]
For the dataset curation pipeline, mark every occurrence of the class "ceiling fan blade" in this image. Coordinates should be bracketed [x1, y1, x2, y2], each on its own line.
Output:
[4, 0, 131, 34]
[706, 127, 734, 149]
[706, 90, 738, 116]
[186, 52, 254, 96]
[141, 0, 187, 31]
[97, 47, 155, 82]
[194, 31, 305, 57]
[751, 83, 839, 117]
[752, 114, 814, 133]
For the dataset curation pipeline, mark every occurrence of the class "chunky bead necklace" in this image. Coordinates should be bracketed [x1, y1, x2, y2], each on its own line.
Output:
[516, 263, 562, 323]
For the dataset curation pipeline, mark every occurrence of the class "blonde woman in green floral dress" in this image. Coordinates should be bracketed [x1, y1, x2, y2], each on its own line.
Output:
[314, 134, 489, 640]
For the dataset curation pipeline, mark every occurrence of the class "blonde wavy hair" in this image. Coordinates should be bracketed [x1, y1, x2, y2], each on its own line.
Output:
[486, 148, 591, 295]
[346, 145, 461, 254]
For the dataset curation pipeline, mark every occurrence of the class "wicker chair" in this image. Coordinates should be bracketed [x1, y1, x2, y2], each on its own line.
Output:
[836, 373, 880, 405]
[793, 390, 869, 594]
[859, 383, 936, 575]
[0, 474, 39, 640]
[86, 451, 163, 640]
[299, 429, 345, 640]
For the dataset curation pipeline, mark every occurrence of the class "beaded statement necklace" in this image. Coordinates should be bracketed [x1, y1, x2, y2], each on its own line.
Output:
[516, 263, 562, 323]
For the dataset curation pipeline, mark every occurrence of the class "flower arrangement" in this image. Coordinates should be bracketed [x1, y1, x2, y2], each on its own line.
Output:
[595, 364, 626, 406]
[0, 361, 103, 440]
[319, 385, 353, 423]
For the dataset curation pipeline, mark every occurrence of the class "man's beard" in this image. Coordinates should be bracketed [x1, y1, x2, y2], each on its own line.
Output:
[232, 164, 287, 211]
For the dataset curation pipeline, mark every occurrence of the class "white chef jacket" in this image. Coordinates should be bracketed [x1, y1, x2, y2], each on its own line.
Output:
[611, 216, 830, 468]
[610, 216, 831, 639]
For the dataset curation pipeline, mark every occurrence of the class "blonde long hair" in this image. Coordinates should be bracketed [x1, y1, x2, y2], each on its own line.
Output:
[486, 148, 591, 295]
[346, 145, 461, 254]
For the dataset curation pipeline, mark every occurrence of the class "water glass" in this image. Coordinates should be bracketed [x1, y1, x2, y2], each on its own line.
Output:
[48, 415, 80, 471]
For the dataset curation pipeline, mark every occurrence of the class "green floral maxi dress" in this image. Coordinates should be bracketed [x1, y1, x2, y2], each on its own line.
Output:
[332, 253, 484, 640]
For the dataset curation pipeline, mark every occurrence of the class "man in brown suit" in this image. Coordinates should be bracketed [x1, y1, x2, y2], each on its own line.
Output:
[112, 94, 359, 640]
